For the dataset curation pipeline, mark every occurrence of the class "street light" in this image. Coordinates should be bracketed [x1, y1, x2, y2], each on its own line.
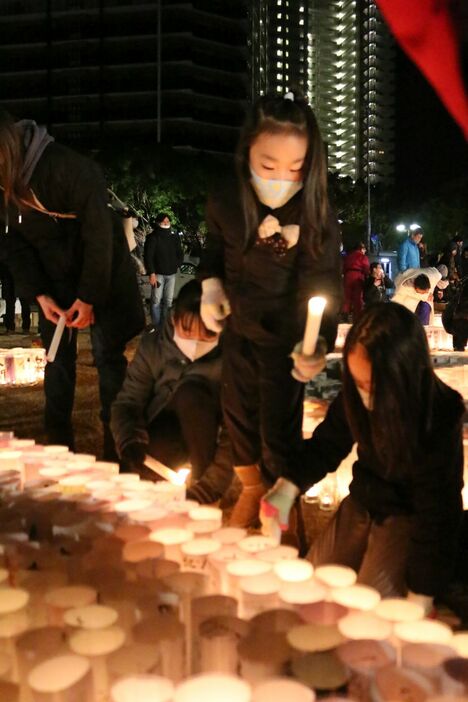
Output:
[396, 224, 406, 233]
[396, 223, 421, 235]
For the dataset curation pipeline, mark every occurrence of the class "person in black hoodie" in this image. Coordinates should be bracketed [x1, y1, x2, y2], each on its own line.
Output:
[261, 303, 464, 607]
[144, 212, 183, 330]
[198, 91, 342, 527]
[0, 111, 145, 456]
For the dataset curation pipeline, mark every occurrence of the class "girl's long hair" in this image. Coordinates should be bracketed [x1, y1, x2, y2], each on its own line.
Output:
[235, 91, 328, 257]
[342, 302, 438, 477]
[0, 110, 34, 210]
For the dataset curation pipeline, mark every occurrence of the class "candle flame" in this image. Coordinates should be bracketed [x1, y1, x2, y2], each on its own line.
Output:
[308, 296, 326, 314]
[174, 468, 191, 486]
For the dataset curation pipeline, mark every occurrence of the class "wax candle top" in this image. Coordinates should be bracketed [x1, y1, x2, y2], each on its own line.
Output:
[338, 612, 393, 641]
[252, 677, 315, 702]
[279, 578, 327, 605]
[226, 559, 272, 578]
[64, 604, 119, 630]
[149, 528, 193, 545]
[394, 619, 453, 646]
[28, 654, 90, 692]
[375, 597, 425, 622]
[274, 559, 313, 583]
[314, 564, 357, 588]
[45, 585, 97, 609]
[69, 625, 126, 656]
[174, 674, 251, 702]
[111, 675, 174, 702]
[331, 584, 381, 611]
[287, 623, 345, 653]
[0, 587, 29, 614]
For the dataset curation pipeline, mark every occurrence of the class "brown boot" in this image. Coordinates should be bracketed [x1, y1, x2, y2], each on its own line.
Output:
[228, 464, 266, 528]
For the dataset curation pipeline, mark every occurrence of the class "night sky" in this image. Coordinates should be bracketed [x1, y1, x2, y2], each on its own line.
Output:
[394, 45, 467, 203]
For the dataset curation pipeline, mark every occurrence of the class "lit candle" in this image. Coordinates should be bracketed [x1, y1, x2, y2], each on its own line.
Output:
[375, 597, 425, 623]
[198, 616, 249, 675]
[149, 528, 193, 563]
[273, 559, 313, 583]
[144, 456, 190, 486]
[331, 584, 381, 611]
[252, 677, 315, 702]
[181, 538, 221, 573]
[238, 535, 278, 555]
[64, 605, 118, 630]
[338, 612, 393, 641]
[27, 654, 92, 702]
[110, 675, 174, 702]
[45, 586, 97, 627]
[69, 626, 126, 702]
[226, 559, 272, 599]
[314, 564, 357, 589]
[302, 297, 326, 356]
[174, 673, 251, 702]
[287, 622, 345, 653]
[239, 573, 280, 619]
[278, 578, 327, 607]
[394, 619, 453, 646]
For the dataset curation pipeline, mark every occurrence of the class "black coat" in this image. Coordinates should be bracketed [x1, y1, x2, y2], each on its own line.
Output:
[283, 387, 465, 596]
[363, 274, 393, 305]
[1, 142, 144, 344]
[144, 226, 183, 276]
[199, 177, 343, 350]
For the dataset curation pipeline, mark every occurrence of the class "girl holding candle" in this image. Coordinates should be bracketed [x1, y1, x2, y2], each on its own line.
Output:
[199, 91, 342, 527]
[261, 303, 464, 610]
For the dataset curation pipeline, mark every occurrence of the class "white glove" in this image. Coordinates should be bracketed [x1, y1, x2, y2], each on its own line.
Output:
[200, 278, 231, 333]
[407, 590, 434, 617]
[290, 337, 327, 383]
[260, 478, 300, 542]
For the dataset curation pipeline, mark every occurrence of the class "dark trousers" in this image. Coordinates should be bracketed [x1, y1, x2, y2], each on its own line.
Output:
[39, 312, 128, 457]
[222, 327, 303, 485]
[147, 381, 221, 481]
[307, 495, 414, 597]
[0, 264, 31, 331]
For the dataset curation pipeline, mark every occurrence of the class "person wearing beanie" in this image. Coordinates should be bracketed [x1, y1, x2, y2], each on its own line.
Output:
[144, 212, 184, 330]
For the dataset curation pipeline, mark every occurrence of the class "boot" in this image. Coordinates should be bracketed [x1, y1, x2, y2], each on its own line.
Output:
[228, 464, 266, 528]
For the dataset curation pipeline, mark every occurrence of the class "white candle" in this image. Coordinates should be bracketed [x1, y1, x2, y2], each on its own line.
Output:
[28, 654, 92, 699]
[273, 559, 313, 583]
[252, 677, 315, 702]
[374, 597, 425, 623]
[394, 619, 453, 646]
[110, 675, 174, 702]
[302, 297, 326, 355]
[331, 584, 381, 611]
[314, 564, 357, 589]
[144, 456, 188, 485]
[338, 611, 392, 641]
[64, 605, 118, 630]
[279, 578, 327, 606]
[46, 316, 67, 363]
[174, 673, 251, 702]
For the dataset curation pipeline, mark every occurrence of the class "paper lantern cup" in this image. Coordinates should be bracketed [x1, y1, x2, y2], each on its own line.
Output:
[226, 559, 272, 596]
[291, 651, 349, 692]
[273, 559, 313, 583]
[28, 654, 91, 695]
[375, 597, 425, 623]
[127, 507, 168, 526]
[122, 540, 164, 564]
[0, 680, 18, 702]
[174, 673, 251, 702]
[252, 677, 316, 702]
[212, 528, 246, 545]
[331, 584, 380, 611]
[198, 616, 249, 675]
[110, 675, 174, 702]
[238, 631, 292, 684]
[298, 601, 348, 626]
[336, 638, 396, 673]
[338, 612, 392, 641]
[69, 626, 126, 657]
[314, 564, 357, 588]
[287, 623, 345, 653]
[394, 619, 453, 646]
[374, 665, 436, 702]
[149, 528, 193, 561]
[279, 578, 327, 605]
[249, 608, 303, 634]
[452, 632, 468, 658]
[64, 605, 119, 630]
[114, 524, 150, 543]
[0, 651, 11, 679]
[258, 545, 299, 563]
[238, 535, 278, 555]
[45, 586, 97, 625]
[0, 587, 29, 614]
[402, 643, 456, 674]
[181, 538, 221, 572]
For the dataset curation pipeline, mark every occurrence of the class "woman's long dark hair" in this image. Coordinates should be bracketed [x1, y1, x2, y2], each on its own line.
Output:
[342, 303, 438, 477]
[235, 91, 328, 257]
[0, 110, 34, 210]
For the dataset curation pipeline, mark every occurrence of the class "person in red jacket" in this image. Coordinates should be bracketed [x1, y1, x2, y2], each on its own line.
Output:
[342, 242, 370, 322]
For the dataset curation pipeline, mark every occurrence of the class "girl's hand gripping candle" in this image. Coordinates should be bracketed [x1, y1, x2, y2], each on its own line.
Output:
[200, 278, 231, 333]
[291, 296, 327, 382]
[260, 478, 300, 543]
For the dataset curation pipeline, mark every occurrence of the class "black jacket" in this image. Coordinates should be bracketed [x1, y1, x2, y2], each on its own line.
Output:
[363, 274, 393, 305]
[0, 142, 144, 343]
[283, 387, 465, 597]
[199, 177, 343, 350]
[144, 226, 183, 276]
[111, 317, 233, 499]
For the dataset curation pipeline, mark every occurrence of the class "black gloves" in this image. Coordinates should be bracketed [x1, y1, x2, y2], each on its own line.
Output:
[120, 441, 148, 473]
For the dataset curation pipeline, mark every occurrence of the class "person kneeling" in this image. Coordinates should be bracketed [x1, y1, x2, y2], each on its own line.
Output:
[261, 303, 464, 610]
[111, 280, 233, 503]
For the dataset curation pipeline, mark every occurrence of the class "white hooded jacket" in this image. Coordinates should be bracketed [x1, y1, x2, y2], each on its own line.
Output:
[392, 267, 442, 324]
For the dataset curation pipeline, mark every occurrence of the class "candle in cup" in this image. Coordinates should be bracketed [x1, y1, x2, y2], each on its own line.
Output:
[252, 677, 315, 702]
[110, 675, 174, 702]
[302, 297, 326, 356]
[273, 559, 313, 583]
[28, 654, 92, 702]
[69, 625, 126, 702]
[149, 528, 193, 563]
[64, 605, 118, 630]
[174, 673, 251, 702]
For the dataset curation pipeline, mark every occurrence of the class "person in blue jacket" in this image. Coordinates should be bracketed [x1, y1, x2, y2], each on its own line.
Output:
[397, 228, 423, 272]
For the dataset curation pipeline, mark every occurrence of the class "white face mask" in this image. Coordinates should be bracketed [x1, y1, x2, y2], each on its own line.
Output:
[173, 333, 218, 362]
[159, 223, 170, 229]
[250, 167, 303, 209]
[357, 387, 373, 411]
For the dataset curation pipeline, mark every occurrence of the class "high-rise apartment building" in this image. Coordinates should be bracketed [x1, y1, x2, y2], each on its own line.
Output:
[250, 0, 395, 184]
[0, 0, 248, 153]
